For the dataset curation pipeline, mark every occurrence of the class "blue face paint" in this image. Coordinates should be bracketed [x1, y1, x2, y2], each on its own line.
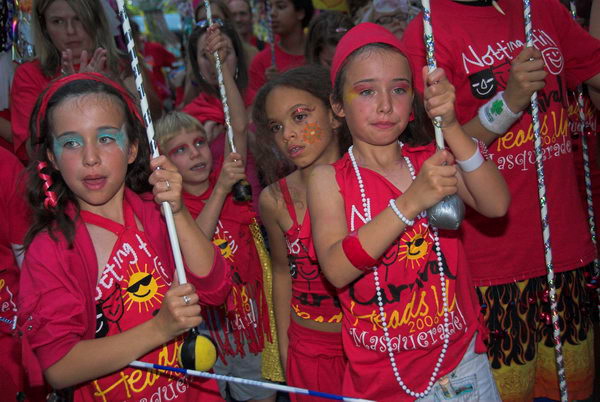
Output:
[98, 129, 128, 153]
[53, 134, 84, 160]
[52, 128, 128, 161]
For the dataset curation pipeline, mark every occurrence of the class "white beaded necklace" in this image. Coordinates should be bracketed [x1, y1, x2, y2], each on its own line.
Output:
[348, 144, 450, 398]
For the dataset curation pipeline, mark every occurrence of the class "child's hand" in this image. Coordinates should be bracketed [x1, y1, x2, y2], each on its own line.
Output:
[153, 282, 202, 340]
[215, 152, 246, 195]
[204, 25, 228, 63]
[404, 150, 458, 212]
[423, 67, 458, 130]
[61, 48, 108, 75]
[149, 155, 184, 214]
[503, 47, 547, 113]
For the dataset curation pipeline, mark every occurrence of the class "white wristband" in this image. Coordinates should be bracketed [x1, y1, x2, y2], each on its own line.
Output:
[456, 139, 485, 172]
[389, 199, 415, 226]
[478, 91, 523, 135]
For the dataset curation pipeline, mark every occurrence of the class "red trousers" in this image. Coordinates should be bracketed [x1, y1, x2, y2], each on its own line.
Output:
[286, 319, 346, 402]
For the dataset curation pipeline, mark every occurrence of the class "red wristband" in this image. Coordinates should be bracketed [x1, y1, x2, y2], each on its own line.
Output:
[342, 230, 378, 272]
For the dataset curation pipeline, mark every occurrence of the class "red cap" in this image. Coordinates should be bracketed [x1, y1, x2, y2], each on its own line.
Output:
[330, 22, 408, 87]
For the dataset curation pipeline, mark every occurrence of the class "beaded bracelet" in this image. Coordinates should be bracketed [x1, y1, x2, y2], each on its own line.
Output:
[388, 199, 415, 226]
[342, 230, 377, 272]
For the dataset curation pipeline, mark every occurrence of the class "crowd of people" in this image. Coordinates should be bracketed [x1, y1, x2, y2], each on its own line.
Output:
[1, 0, 599, 401]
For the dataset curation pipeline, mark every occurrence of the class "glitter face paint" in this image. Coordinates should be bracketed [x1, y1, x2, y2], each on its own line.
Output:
[100, 129, 128, 153]
[53, 133, 84, 160]
[301, 122, 323, 144]
[52, 129, 128, 160]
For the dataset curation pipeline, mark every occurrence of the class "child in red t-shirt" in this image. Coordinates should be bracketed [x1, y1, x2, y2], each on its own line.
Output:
[253, 65, 350, 400]
[247, 0, 314, 101]
[156, 25, 276, 402]
[183, 21, 263, 212]
[307, 23, 510, 401]
[18, 72, 230, 400]
[0, 148, 48, 400]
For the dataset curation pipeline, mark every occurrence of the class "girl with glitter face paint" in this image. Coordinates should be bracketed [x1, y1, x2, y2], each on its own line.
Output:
[254, 64, 351, 401]
[18, 73, 230, 400]
[307, 23, 509, 401]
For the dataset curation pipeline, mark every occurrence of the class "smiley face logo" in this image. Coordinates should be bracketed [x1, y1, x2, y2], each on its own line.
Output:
[468, 69, 497, 99]
[397, 225, 432, 270]
[124, 264, 165, 313]
[541, 47, 564, 75]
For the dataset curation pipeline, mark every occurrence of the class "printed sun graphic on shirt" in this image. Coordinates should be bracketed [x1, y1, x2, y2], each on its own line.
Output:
[124, 264, 166, 313]
[397, 224, 432, 270]
[214, 236, 235, 262]
[301, 122, 323, 144]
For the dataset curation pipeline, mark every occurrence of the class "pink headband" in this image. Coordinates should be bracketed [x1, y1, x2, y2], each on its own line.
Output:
[35, 72, 143, 145]
[330, 22, 408, 87]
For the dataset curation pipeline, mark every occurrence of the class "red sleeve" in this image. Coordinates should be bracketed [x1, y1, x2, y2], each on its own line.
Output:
[186, 246, 232, 306]
[18, 235, 90, 383]
[10, 62, 52, 158]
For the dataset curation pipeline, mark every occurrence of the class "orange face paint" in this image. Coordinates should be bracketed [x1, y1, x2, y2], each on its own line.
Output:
[301, 122, 323, 144]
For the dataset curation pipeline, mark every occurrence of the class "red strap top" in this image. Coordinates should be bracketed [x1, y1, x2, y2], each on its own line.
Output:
[278, 178, 341, 323]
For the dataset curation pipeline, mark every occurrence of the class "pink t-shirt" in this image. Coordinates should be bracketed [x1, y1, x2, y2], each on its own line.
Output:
[403, 0, 600, 285]
[333, 144, 482, 401]
[0, 148, 29, 395]
[278, 177, 342, 323]
[18, 189, 232, 387]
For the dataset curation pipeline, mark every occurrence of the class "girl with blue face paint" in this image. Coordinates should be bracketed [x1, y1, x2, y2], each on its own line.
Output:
[19, 73, 231, 400]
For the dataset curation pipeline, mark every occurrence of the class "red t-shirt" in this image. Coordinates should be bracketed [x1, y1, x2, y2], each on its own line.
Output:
[10, 60, 54, 163]
[182, 159, 270, 362]
[278, 177, 342, 323]
[0, 148, 29, 395]
[143, 41, 176, 101]
[247, 44, 305, 102]
[333, 144, 482, 401]
[403, 0, 600, 285]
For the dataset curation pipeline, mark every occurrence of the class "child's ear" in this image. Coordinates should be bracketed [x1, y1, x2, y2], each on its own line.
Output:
[47, 149, 59, 171]
[328, 109, 342, 130]
[128, 139, 139, 164]
[330, 94, 345, 119]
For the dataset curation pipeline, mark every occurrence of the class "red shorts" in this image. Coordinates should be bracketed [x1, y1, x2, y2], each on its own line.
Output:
[286, 319, 346, 402]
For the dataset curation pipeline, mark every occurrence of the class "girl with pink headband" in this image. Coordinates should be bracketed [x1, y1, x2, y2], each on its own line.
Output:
[308, 23, 509, 401]
[18, 72, 231, 400]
